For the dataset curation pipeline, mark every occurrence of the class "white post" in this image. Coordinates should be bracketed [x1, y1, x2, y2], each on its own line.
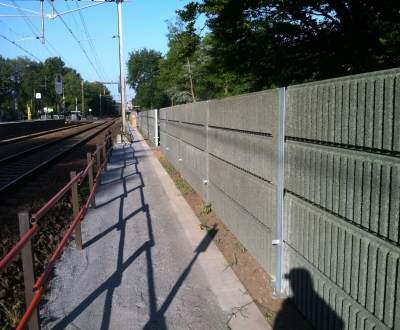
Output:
[117, 0, 126, 132]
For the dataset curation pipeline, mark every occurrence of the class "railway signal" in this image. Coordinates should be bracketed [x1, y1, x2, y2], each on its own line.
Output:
[55, 74, 63, 95]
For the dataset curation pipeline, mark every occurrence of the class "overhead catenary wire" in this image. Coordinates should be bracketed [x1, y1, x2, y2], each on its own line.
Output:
[47, 1, 107, 82]
[0, 33, 40, 60]
[75, 1, 109, 82]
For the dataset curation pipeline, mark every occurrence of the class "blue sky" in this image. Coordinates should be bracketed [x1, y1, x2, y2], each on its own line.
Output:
[0, 0, 201, 102]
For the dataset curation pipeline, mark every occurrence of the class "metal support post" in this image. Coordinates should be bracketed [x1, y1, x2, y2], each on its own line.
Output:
[271, 87, 286, 298]
[117, 0, 126, 132]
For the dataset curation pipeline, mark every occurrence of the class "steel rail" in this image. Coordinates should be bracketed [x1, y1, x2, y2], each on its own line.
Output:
[0, 122, 106, 166]
[0, 122, 85, 145]
[0, 122, 115, 199]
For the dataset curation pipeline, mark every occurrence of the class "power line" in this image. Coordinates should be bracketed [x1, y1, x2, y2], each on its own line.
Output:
[0, 34, 40, 60]
[48, 1, 106, 81]
[75, 2, 108, 82]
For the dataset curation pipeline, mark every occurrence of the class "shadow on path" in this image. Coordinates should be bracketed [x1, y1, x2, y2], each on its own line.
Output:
[45, 142, 214, 330]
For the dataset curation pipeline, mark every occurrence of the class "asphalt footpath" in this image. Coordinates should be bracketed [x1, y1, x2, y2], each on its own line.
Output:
[39, 123, 271, 330]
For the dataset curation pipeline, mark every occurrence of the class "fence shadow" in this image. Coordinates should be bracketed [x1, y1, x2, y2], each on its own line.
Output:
[274, 268, 343, 330]
[43, 141, 213, 330]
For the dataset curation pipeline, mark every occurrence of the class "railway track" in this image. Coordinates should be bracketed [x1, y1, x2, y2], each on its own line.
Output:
[0, 122, 88, 147]
[0, 120, 116, 199]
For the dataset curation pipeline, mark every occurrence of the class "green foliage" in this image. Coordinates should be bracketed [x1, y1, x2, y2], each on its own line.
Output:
[197, 202, 212, 216]
[178, 0, 400, 89]
[126, 48, 168, 110]
[0, 55, 113, 119]
[173, 178, 194, 195]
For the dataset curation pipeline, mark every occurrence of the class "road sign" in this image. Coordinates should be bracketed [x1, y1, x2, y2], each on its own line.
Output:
[55, 74, 63, 95]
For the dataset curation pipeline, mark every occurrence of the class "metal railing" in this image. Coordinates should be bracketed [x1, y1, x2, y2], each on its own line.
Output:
[0, 124, 120, 330]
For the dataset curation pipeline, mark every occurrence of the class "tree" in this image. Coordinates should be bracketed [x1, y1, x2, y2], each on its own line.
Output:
[178, 0, 400, 89]
[126, 48, 167, 110]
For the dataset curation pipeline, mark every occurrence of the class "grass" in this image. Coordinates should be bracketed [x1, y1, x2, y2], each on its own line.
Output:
[223, 254, 238, 271]
[196, 202, 212, 217]
[0, 303, 21, 329]
[173, 178, 194, 196]
[162, 163, 177, 175]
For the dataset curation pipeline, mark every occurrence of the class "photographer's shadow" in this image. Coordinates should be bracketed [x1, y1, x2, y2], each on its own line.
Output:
[274, 268, 343, 330]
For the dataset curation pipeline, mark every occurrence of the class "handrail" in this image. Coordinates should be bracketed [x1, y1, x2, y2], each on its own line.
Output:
[30, 172, 84, 225]
[0, 122, 121, 329]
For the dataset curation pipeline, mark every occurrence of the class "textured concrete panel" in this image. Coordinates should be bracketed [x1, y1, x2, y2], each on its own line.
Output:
[286, 68, 400, 152]
[285, 140, 400, 243]
[180, 123, 206, 151]
[284, 193, 400, 329]
[159, 107, 167, 120]
[180, 102, 207, 125]
[166, 135, 180, 156]
[209, 155, 276, 228]
[167, 122, 181, 139]
[160, 131, 167, 146]
[159, 120, 167, 133]
[167, 104, 182, 121]
[208, 89, 279, 135]
[208, 128, 277, 183]
[180, 161, 206, 200]
[180, 141, 206, 176]
[165, 148, 180, 172]
[209, 183, 276, 276]
[283, 245, 394, 330]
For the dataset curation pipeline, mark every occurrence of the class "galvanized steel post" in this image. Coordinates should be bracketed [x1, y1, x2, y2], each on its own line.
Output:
[273, 87, 286, 296]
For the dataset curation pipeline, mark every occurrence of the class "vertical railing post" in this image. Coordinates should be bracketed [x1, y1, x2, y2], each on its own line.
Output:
[205, 100, 209, 202]
[87, 152, 96, 209]
[18, 210, 39, 330]
[70, 171, 82, 250]
[154, 109, 158, 147]
[103, 141, 108, 171]
[96, 143, 102, 186]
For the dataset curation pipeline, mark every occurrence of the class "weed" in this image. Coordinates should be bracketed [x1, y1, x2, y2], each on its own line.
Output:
[233, 242, 240, 250]
[223, 254, 238, 271]
[162, 163, 177, 175]
[0, 303, 21, 328]
[215, 238, 222, 244]
[173, 178, 194, 196]
[241, 246, 247, 253]
[196, 202, 212, 217]
[265, 313, 272, 322]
